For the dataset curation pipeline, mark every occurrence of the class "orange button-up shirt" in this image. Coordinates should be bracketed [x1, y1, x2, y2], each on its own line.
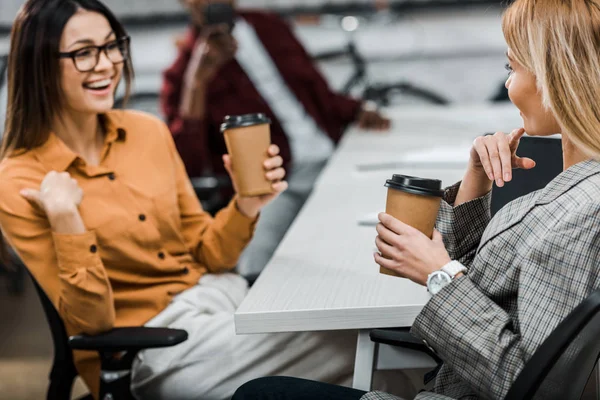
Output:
[0, 110, 257, 397]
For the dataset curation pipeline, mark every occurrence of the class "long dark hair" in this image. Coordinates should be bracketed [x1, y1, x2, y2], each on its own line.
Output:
[1, 0, 134, 159]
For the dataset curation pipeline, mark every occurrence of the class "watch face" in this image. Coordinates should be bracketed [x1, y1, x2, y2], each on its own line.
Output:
[428, 271, 452, 296]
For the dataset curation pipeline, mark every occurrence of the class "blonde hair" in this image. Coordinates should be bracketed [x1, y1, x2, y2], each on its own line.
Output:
[502, 0, 600, 158]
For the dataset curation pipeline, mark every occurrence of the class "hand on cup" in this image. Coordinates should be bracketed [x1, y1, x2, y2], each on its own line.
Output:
[470, 128, 536, 187]
[223, 144, 288, 218]
[374, 213, 451, 286]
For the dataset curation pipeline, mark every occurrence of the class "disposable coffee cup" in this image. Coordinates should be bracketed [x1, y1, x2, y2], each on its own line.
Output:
[380, 174, 444, 277]
[221, 113, 273, 197]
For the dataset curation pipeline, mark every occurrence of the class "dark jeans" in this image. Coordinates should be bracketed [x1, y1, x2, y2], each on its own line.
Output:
[232, 377, 367, 400]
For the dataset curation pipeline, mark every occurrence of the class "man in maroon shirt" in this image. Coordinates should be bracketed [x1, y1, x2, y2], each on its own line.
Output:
[163, 0, 390, 275]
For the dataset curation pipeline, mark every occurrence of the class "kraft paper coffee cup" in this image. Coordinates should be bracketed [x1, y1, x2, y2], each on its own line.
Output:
[221, 113, 273, 197]
[380, 174, 444, 277]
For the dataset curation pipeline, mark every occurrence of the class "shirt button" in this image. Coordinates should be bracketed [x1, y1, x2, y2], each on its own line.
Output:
[158, 252, 165, 260]
[182, 267, 190, 275]
[138, 214, 146, 222]
[108, 173, 116, 181]
[90, 245, 98, 253]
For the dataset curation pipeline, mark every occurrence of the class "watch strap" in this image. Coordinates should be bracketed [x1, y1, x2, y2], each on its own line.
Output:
[440, 260, 467, 279]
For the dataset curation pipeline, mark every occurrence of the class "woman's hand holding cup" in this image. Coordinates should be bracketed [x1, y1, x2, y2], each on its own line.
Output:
[470, 128, 536, 187]
[223, 144, 288, 219]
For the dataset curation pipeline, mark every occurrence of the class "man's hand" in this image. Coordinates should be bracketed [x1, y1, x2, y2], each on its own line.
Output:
[179, 24, 237, 118]
[357, 109, 391, 131]
[179, 0, 208, 26]
[184, 24, 237, 85]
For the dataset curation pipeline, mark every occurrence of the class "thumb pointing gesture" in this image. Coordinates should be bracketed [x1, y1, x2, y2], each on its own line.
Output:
[20, 189, 43, 209]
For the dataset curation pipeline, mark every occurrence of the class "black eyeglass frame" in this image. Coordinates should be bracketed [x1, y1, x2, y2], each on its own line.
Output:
[58, 36, 131, 73]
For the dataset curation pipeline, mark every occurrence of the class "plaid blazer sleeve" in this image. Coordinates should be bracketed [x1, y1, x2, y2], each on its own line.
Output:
[411, 199, 600, 400]
[360, 391, 404, 400]
[436, 182, 492, 266]
[360, 391, 456, 400]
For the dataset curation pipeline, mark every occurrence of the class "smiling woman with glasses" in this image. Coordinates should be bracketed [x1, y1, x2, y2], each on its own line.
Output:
[0, 1, 360, 399]
[58, 36, 130, 73]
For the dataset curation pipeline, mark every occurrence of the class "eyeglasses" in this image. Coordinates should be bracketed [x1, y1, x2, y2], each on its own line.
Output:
[59, 36, 130, 73]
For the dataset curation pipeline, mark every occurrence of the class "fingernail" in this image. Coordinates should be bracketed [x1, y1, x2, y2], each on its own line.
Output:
[504, 173, 510, 181]
[496, 179, 504, 187]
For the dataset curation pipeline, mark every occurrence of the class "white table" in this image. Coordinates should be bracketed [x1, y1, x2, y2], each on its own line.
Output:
[234, 103, 523, 389]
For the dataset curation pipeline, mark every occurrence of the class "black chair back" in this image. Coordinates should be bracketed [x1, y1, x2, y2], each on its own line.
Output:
[30, 276, 78, 400]
[491, 135, 563, 215]
[505, 288, 600, 400]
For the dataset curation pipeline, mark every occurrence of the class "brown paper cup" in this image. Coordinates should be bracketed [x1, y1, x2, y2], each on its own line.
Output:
[379, 175, 443, 278]
[222, 116, 273, 197]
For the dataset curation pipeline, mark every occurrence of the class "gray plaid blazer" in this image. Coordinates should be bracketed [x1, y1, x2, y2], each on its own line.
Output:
[362, 159, 600, 400]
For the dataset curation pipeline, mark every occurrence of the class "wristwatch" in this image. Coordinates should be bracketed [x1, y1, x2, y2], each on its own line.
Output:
[426, 261, 467, 296]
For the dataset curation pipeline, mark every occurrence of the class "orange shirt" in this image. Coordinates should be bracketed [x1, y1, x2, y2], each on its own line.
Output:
[0, 110, 257, 397]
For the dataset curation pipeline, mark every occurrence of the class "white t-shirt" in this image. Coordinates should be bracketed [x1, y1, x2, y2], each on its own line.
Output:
[233, 18, 334, 164]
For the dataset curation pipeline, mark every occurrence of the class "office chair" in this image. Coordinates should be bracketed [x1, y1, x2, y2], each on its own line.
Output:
[31, 275, 188, 400]
[490, 135, 563, 215]
[0, 55, 27, 296]
[371, 287, 600, 399]
[312, 12, 449, 105]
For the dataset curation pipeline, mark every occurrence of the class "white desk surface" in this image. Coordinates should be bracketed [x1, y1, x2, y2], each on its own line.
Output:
[235, 103, 523, 335]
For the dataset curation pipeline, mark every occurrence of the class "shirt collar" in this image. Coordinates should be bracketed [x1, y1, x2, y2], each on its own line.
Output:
[34, 113, 127, 172]
[535, 158, 600, 205]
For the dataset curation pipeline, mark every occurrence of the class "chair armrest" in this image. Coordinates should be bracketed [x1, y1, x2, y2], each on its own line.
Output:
[69, 327, 188, 352]
[370, 328, 442, 364]
[190, 175, 232, 215]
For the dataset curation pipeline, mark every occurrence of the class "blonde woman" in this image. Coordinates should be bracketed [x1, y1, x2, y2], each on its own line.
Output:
[233, 0, 600, 399]
[0, 0, 370, 399]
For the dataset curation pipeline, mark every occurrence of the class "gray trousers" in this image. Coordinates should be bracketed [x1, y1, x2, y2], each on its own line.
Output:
[236, 161, 327, 277]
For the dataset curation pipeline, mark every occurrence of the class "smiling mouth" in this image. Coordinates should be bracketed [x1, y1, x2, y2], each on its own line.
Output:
[83, 77, 113, 91]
